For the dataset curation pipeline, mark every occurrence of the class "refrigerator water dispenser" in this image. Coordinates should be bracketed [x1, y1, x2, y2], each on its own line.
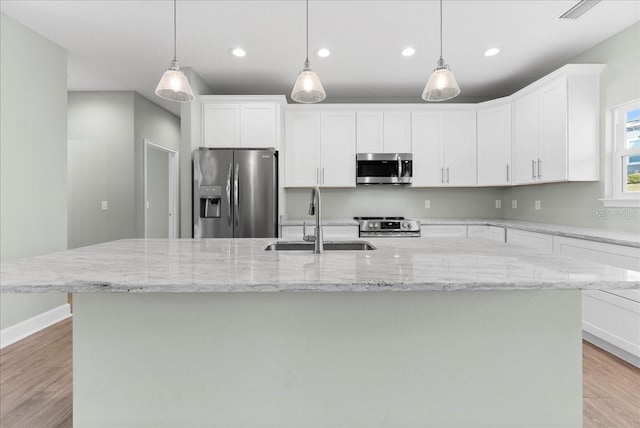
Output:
[199, 186, 221, 218]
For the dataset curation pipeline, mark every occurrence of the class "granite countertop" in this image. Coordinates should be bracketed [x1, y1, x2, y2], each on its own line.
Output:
[280, 218, 359, 226]
[418, 219, 639, 248]
[1, 238, 638, 293]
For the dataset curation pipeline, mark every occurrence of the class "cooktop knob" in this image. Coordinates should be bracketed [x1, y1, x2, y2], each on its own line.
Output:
[402, 221, 410, 229]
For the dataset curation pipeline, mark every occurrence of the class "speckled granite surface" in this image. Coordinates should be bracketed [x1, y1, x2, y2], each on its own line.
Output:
[1, 238, 637, 293]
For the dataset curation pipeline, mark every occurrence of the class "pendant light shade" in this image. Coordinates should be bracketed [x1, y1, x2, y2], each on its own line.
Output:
[291, 0, 326, 103]
[292, 60, 326, 103]
[156, 60, 195, 103]
[155, 0, 194, 103]
[422, 58, 460, 102]
[422, 0, 460, 102]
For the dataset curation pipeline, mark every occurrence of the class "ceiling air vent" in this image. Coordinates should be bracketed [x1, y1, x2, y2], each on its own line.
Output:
[559, 0, 601, 19]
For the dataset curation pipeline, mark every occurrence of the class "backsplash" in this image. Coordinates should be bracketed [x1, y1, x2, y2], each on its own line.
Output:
[285, 187, 505, 220]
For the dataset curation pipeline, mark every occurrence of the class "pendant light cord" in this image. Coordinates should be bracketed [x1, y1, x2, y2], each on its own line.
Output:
[173, 0, 177, 61]
[439, 0, 443, 60]
[305, 0, 309, 63]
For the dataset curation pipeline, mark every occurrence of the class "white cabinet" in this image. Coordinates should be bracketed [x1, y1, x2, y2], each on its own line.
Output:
[284, 110, 356, 188]
[280, 225, 359, 240]
[512, 66, 602, 185]
[202, 97, 282, 149]
[477, 102, 511, 186]
[506, 229, 554, 253]
[412, 110, 477, 187]
[467, 225, 506, 242]
[356, 111, 411, 153]
[421, 225, 467, 238]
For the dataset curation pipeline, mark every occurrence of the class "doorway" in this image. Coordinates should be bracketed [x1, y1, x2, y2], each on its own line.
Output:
[143, 140, 179, 238]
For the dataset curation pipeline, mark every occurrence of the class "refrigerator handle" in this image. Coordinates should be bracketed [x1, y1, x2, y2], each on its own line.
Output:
[226, 163, 233, 226]
[234, 163, 239, 227]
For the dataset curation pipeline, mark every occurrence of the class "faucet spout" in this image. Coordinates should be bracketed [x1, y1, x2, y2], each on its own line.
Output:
[306, 186, 323, 254]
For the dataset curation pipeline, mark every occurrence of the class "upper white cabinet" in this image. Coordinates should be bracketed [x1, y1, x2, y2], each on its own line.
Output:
[356, 111, 411, 153]
[201, 96, 284, 149]
[285, 110, 356, 187]
[477, 101, 512, 186]
[512, 65, 603, 185]
[412, 110, 477, 187]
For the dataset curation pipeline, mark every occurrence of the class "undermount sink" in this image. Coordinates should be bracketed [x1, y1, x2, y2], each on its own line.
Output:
[264, 240, 376, 252]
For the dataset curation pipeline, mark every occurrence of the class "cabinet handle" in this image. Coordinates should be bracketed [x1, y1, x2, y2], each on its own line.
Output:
[440, 167, 444, 184]
[316, 168, 320, 185]
[506, 164, 510, 182]
[446, 167, 450, 184]
[322, 167, 325, 184]
[537, 159, 542, 179]
[531, 160, 536, 180]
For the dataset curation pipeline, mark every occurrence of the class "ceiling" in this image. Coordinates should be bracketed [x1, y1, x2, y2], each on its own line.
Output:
[1, 0, 639, 116]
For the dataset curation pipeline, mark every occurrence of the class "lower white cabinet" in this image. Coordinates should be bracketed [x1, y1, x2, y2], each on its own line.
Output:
[420, 225, 467, 238]
[506, 229, 554, 254]
[467, 225, 506, 242]
[280, 225, 359, 240]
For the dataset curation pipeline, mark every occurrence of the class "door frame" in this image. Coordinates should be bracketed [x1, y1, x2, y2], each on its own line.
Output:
[143, 139, 179, 238]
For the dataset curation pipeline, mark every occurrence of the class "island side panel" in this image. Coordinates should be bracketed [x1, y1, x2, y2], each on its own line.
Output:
[73, 290, 582, 427]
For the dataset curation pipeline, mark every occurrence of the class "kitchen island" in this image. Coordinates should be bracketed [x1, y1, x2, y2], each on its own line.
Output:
[1, 237, 638, 427]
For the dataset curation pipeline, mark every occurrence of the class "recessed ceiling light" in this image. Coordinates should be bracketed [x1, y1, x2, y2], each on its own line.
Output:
[229, 48, 246, 57]
[484, 47, 500, 57]
[401, 47, 416, 57]
[316, 48, 331, 58]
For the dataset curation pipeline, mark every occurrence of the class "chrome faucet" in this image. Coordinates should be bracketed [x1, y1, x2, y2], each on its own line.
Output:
[303, 186, 324, 254]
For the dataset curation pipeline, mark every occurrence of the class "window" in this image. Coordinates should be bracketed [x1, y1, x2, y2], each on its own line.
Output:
[612, 99, 640, 202]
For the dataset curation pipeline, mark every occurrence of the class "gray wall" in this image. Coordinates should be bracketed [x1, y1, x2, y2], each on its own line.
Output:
[0, 13, 68, 330]
[68, 92, 135, 248]
[503, 22, 640, 235]
[133, 93, 180, 238]
[286, 187, 504, 220]
[180, 68, 214, 238]
[68, 91, 180, 248]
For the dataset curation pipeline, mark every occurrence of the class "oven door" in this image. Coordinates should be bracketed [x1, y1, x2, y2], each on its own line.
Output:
[356, 153, 412, 184]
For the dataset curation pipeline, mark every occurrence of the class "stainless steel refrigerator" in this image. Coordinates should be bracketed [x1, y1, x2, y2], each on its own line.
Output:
[193, 148, 278, 238]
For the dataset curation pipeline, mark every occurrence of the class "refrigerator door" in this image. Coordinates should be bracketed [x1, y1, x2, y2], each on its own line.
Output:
[233, 149, 278, 238]
[193, 148, 234, 238]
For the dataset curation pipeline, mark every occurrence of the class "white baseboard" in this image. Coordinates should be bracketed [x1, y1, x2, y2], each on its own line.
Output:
[583, 330, 640, 368]
[0, 304, 72, 349]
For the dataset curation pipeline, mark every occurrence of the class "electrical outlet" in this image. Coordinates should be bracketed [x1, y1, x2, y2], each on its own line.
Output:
[511, 200, 517, 209]
[535, 200, 541, 210]
[101, 201, 108, 211]
[425, 200, 431, 209]
[495, 200, 501, 209]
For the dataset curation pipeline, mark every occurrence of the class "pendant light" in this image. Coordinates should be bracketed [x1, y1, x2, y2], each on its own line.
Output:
[291, 0, 326, 103]
[422, 0, 460, 102]
[155, 0, 194, 103]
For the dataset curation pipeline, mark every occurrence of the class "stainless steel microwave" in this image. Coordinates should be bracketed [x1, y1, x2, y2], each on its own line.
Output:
[356, 153, 413, 185]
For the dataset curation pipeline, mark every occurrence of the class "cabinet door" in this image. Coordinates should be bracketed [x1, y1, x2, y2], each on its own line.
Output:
[383, 112, 411, 153]
[356, 111, 383, 153]
[284, 112, 320, 187]
[411, 111, 444, 186]
[320, 111, 356, 187]
[443, 111, 477, 186]
[513, 94, 539, 184]
[240, 103, 277, 148]
[539, 78, 568, 183]
[477, 104, 511, 186]
[203, 104, 240, 147]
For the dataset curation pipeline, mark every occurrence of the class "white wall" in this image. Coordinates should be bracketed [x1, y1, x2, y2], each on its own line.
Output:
[0, 13, 68, 330]
[180, 68, 213, 238]
[503, 22, 640, 234]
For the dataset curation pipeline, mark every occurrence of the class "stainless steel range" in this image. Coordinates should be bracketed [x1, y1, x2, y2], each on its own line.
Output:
[354, 217, 421, 237]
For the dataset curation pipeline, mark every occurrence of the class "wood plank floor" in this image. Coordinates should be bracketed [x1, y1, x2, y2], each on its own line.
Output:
[1, 318, 638, 427]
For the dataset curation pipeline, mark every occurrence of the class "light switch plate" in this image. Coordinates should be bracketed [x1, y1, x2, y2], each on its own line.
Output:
[511, 200, 517, 209]
[425, 200, 431, 209]
[495, 200, 501, 209]
[535, 200, 541, 210]
[101, 201, 108, 211]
